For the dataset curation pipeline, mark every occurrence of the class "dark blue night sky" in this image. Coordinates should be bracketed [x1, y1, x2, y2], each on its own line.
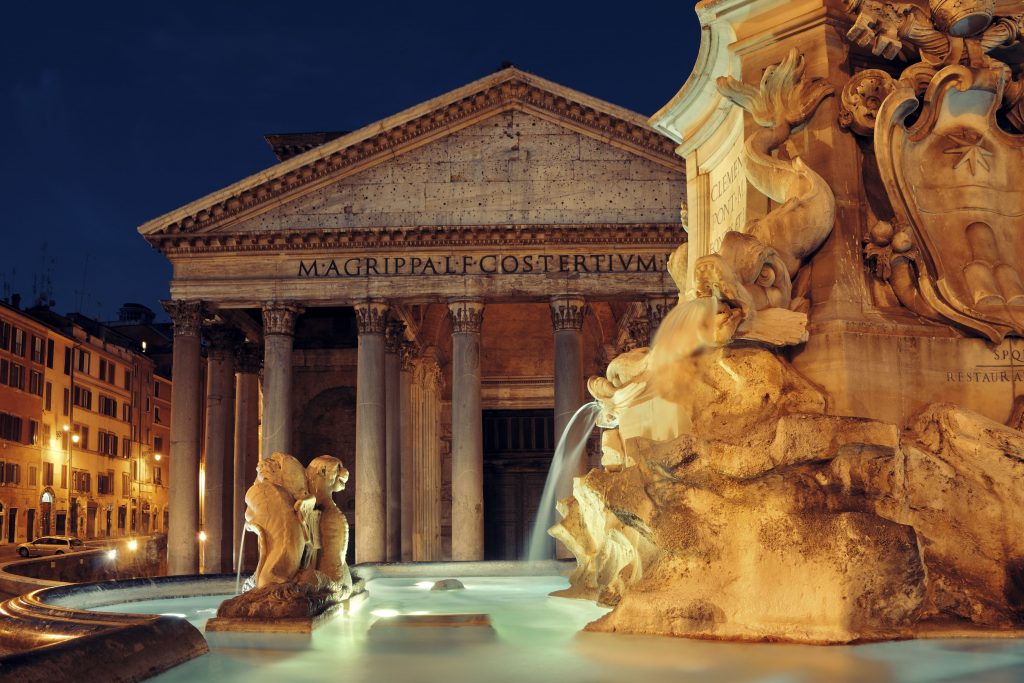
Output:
[1, 1, 701, 321]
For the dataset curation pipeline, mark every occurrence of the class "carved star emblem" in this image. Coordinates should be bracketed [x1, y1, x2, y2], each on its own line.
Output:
[943, 129, 992, 175]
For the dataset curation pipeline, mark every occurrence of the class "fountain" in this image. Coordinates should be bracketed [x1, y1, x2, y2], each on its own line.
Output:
[3, 1, 1024, 680]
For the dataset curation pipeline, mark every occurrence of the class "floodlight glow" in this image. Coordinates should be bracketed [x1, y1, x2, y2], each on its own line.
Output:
[370, 608, 400, 618]
[415, 581, 435, 590]
[154, 453, 162, 461]
[159, 613, 187, 618]
[198, 531, 208, 543]
[127, 539, 139, 552]
[106, 549, 117, 560]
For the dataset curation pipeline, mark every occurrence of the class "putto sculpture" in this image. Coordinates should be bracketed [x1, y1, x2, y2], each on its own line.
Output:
[210, 452, 360, 627]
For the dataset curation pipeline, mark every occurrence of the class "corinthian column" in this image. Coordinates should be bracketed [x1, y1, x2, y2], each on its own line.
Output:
[384, 320, 405, 562]
[354, 301, 388, 563]
[448, 299, 485, 561]
[260, 303, 303, 458]
[202, 325, 239, 574]
[163, 299, 205, 575]
[233, 342, 261, 572]
[550, 296, 588, 558]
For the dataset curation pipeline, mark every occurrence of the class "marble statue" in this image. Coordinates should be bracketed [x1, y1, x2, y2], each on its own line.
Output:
[552, 22, 1024, 643]
[214, 452, 358, 622]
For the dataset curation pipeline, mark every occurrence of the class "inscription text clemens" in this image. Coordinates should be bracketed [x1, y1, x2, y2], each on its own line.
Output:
[708, 145, 747, 253]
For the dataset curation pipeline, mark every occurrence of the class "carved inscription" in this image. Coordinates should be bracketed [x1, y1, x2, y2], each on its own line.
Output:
[946, 343, 1024, 383]
[297, 253, 670, 278]
[708, 146, 747, 253]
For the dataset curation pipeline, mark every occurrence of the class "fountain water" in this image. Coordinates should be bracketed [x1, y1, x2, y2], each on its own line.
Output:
[526, 402, 601, 561]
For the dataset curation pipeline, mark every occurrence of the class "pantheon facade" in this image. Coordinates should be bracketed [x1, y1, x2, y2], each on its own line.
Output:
[140, 67, 686, 574]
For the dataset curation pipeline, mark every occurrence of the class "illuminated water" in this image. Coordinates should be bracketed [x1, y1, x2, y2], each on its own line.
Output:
[526, 402, 601, 561]
[95, 576, 1024, 683]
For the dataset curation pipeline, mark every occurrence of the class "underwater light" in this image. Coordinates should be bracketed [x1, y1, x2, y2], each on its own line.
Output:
[370, 608, 400, 618]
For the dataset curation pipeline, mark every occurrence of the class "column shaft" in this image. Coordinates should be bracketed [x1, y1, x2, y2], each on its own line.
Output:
[232, 342, 261, 572]
[202, 331, 236, 574]
[448, 301, 484, 561]
[164, 300, 204, 575]
[354, 302, 388, 563]
[550, 296, 587, 560]
[384, 321, 403, 562]
[260, 304, 302, 458]
[399, 344, 415, 561]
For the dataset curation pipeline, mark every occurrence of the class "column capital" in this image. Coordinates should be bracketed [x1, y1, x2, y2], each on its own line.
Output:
[262, 302, 304, 336]
[645, 295, 675, 334]
[549, 296, 587, 332]
[384, 320, 406, 354]
[235, 341, 262, 374]
[399, 341, 419, 372]
[204, 325, 243, 361]
[354, 301, 389, 335]
[448, 299, 485, 335]
[415, 355, 443, 390]
[162, 300, 206, 338]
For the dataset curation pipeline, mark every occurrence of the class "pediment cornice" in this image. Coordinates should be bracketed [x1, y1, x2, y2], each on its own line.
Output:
[140, 68, 684, 244]
[156, 223, 686, 256]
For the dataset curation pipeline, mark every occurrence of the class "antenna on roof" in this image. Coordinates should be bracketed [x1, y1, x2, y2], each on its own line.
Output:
[33, 242, 55, 308]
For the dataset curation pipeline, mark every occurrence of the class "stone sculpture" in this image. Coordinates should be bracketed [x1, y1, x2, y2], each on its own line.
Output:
[553, 37, 1024, 643]
[841, 0, 1024, 341]
[213, 452, 359, 622]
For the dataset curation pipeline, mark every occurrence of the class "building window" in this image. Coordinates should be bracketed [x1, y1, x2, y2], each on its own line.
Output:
[154, 406, 161, 424]
[72, 386, 92, 411]
[74, 349, 90, 374]
[61, 464, 67, 489]
[154, 466, 162, 485]
[98, 431, 118, 457]
[122, 472, 130, 497]
[73, 424, 89, 451]
[62, 388, 69, 416]
[73, 470, 90, 494]
[44, 462, 54, 486]
[11, 328, 25, 356]
[28, 466, 37, 486]
[122, 437, 131, 458]
[98, 358, 117, 384]
[44, 381, 52, 411]
[29, 370, 43, 396]
[154, 436, 163, 453]
[28, 420, 38, 445]
[123, 370, 132, 390]
[46, 338, 54, 368]
[0, 462, 21, 486]
[98, 395, 117, 418]
[0, 321, 10, 350]
[63, 346, 71, 376]
[7, 362, 24, 390]
[98, 471, 114, 495]
[122, 403, 131, 422]
[30, 335, 44, 363]
[0, 412, 23, 443]
[0, 360, 24, 390]
[41, 423, 50, 444]
[154, 380, 161, 398]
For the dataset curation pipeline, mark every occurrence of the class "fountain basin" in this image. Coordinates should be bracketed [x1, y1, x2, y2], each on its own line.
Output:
[3, 561, 1019, 683]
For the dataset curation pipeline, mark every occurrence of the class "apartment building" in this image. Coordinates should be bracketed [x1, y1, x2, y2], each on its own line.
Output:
[0, 299, 171, 544]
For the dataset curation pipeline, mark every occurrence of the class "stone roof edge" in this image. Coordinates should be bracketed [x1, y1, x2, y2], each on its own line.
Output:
[138, 67, 683, 238]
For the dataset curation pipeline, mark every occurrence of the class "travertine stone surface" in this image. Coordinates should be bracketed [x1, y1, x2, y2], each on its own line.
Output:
[220, 111, 681, 232]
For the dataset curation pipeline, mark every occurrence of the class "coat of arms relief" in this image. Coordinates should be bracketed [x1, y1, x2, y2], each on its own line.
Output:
[842, 0, 1024, 342]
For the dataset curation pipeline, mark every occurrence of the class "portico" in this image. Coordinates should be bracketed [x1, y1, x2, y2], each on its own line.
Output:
[142, 67, 686, 573]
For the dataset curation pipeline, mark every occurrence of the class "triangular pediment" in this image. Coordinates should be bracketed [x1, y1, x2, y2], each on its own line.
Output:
[139, 67, 684, 244]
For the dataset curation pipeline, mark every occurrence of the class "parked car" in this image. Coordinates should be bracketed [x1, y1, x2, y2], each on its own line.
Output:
[16, 536, 84, 557]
